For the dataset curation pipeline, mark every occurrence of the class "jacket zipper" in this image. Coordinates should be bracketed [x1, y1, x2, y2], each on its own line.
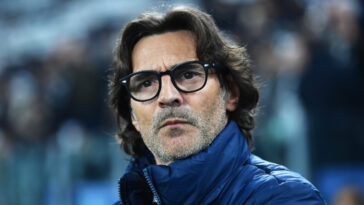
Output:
[143, 168, 162, 205]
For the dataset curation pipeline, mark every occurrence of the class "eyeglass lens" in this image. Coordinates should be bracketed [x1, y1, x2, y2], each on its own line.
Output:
[128, 62, 207, 101]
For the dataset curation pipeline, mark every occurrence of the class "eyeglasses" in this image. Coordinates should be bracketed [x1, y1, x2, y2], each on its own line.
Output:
[120, 60, 220, 102]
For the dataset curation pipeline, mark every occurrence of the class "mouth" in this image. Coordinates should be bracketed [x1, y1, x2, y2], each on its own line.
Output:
[160, 119, 189, 129]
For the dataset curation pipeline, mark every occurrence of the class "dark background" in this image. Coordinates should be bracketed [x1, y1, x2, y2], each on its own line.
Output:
[0, 0, 363, 204]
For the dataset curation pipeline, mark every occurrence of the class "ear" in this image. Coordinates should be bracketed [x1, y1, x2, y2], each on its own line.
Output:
[131, 110, 140, 132]
[225, 76, 240, 112]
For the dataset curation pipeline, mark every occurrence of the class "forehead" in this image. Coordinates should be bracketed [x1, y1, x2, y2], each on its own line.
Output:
[131, 30, 198, 72]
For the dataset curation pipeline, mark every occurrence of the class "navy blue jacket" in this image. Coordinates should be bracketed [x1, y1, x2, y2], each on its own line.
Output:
[117, 121, 326, 204]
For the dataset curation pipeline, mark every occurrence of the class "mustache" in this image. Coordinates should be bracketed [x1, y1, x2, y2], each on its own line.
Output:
[151, 107, 199, 130]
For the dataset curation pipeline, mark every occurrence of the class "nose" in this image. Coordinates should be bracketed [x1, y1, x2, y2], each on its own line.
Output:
[157, 75, 183, 107]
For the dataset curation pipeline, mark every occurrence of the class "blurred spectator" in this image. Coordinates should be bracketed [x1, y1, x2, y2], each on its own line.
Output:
[334, 186, 364, 205]
[299, 0, 364, 173]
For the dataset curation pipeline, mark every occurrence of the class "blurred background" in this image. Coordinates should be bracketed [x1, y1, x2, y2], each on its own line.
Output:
[0, 0, 363, 204]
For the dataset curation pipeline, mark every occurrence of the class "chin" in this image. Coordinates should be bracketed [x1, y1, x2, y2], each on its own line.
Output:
[165, 136, 202, 155]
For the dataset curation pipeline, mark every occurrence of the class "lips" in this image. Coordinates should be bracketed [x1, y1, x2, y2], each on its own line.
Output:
[160, 119, 188, 128]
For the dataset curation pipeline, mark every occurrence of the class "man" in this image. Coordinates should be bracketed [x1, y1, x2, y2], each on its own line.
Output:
[109, 6, 326, 204]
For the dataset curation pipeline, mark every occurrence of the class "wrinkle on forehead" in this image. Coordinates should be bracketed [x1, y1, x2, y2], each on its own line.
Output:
[131, 30, 198, 72]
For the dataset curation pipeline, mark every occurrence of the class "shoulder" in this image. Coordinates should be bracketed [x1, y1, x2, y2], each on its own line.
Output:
[236, 154, 326, 204]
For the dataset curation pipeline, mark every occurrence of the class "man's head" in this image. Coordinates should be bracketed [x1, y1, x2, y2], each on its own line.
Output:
[109, 6, 259, 164]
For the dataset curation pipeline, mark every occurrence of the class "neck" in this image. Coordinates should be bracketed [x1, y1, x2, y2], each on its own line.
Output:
[155, 158, 171, 165]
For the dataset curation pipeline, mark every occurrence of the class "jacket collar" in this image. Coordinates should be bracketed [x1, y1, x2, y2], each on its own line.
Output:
[143, 121, 250, 204]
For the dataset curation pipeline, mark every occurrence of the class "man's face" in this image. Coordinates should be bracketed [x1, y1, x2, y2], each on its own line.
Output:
[130, 30, 237, 165]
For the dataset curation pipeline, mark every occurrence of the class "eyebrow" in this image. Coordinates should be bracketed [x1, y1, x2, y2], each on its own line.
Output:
[136, 63, 178, 73]
[132, 72, 156, 81]
[135, 59, 197, 72]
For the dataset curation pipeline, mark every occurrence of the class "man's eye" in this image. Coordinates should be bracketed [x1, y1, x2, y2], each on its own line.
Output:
[142, 80, 152, 87]
[183, 72, 197, 79]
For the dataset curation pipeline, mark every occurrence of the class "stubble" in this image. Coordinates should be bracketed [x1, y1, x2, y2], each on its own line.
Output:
[139, 93, 228, 165]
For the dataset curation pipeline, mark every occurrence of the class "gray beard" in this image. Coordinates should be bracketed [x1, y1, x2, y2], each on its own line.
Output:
[140, 96, 227, 165]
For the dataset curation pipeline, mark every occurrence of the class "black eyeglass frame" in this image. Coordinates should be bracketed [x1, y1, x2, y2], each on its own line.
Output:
[120, 60, 221, 102]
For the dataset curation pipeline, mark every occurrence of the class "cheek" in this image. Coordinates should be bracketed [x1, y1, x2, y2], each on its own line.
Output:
[186, 82, 224, 112]
[131, 102, 155, 126]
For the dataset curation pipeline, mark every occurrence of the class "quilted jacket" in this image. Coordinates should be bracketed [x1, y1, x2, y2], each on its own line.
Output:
[116, 121, 326, 204]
